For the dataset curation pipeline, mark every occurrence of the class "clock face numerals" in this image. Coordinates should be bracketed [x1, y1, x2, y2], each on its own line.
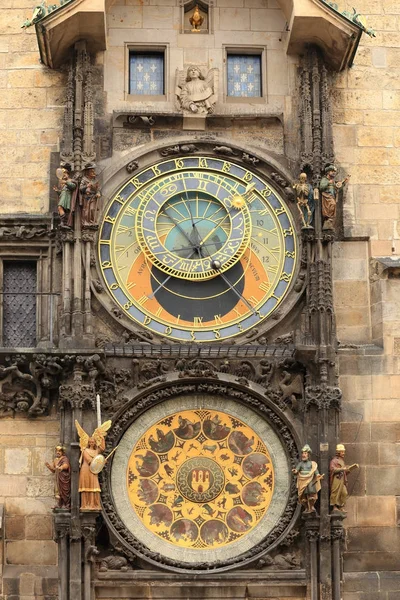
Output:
[99, 156, 297, 342]
[136, 171, 252, 281]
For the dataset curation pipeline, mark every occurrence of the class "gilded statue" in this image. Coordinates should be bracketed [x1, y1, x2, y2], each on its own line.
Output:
[75, 420, 112, 511]
[330, 443, 358, 512]
[292, 444, 323, 513]
[319, 164, 350, 230]
[176, 66, 217, 115]
[45, 445, 71, 510]
[293, 173, 314, 228]
[189, 5, 204, 31]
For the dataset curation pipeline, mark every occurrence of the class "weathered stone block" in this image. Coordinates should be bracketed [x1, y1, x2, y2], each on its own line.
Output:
[143, 5, 174, 28]
[344, 551, 400, 572]
[334, 281, 369, 308]
[348, 527, 400, 555]
[219, 8, 250, 30]
[26, 515, 52, 540]
[4, 448, 31, 476]
[371, 423, 400, 443]
[340, 422, 371, 443]
[19, 572, 36, 596]
[5, 516, 25, 540]
[0, 475, 26, 496]
[250, 8, 285, 30]
[366, 467, 400, 495]
[343, 572, 379, 592]
[6, 541, 57, 566]
[345, 443, 378, 466]
[26, 477, 53, 498]
[5, 497, 51, 517]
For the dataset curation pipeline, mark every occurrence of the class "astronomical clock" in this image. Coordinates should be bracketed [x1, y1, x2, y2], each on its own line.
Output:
[95, 145, 301, 572]
[98, 155, 297, 342]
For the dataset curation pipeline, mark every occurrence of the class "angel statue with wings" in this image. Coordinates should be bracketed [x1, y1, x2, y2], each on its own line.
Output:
[176, 66, 217, 114]
[75, 420, 112, 511]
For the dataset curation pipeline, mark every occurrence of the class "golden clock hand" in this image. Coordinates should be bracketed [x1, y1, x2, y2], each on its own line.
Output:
[200, 212, 231, 246]
[147, 248, 198, 299]
[163, 207, 194, 246]
[194, 228, 257, 316]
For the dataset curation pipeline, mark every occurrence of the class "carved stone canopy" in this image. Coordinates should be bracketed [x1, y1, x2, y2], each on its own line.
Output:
[35, 0, 106, 68]
[34, 0, 363, 70]
[279, 0, 363, 71]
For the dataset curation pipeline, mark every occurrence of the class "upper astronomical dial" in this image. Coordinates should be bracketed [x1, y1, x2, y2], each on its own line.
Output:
[99, 155, 297, 342]
[135, 172, 252, 281]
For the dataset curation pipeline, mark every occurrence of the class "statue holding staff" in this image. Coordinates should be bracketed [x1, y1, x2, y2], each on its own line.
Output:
[45, 445, 71, 510]
[292, 444, 323, 513]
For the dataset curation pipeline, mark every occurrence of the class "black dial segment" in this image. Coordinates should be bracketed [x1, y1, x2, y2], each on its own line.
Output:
[150, 262, 245, 322]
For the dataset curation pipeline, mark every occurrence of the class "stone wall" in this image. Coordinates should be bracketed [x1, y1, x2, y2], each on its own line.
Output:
[0, 3, 64, 214]
[333, 5, 400, 598]
[0, 416, 59, 598]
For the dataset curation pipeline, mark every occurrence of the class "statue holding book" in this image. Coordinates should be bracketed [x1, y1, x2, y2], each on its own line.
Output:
[330, 443, 359, 512]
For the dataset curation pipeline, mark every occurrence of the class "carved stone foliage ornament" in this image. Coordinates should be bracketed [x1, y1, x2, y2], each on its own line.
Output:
[0, 354, 72, 417]
[175, 66, 217, 114]
[100, 380, 299, 572]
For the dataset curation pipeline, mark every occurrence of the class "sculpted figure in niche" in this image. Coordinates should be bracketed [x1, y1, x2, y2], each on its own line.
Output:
[292, 444, 323, 513]
[330, 443, 358, 512]
[45, 445, 71, 509]
[75, 420, 112, 511]
[80, 165, 101, 226]
[54, 166, 77, 227]
[176, 66, 217, 114]
[293, 173, 314, 228]
[319, 164, 350, 230]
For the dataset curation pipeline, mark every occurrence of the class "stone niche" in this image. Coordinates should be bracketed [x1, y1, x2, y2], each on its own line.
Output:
[181, 0, 211, 34]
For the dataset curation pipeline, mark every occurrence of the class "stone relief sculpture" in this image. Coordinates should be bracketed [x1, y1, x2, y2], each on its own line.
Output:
[329, 443, 358, 512]
[45, 445, 71, 510]
[176, 66, 217, 114]
[75, 419, 112, 510]
[293, 173, 315, 229]
[319, 165, 349, 230]
[292, 444, 323, 513]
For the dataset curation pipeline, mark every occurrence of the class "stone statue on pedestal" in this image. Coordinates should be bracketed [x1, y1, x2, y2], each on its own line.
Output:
[292, 444, 323, 513]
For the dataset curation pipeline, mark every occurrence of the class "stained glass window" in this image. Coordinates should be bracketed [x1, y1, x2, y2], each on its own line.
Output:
[129, 52, 164, 95]
[227, 54, 262, 98]
[3, 261, 37, 348]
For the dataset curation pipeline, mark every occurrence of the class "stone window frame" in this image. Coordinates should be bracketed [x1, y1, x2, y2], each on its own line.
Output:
[125, 44, 169, 102]
[0, 245, 54, 349]
[223, 45, 267, 104]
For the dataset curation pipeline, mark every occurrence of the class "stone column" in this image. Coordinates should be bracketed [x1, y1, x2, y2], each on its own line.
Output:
[304, 513, 320, 600]
[59, 228, 74, 339]
[54, 512, 71, 600]
[331, 513, 346, 600]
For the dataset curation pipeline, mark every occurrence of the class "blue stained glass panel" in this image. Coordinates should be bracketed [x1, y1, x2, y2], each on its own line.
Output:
[129, 53, 164, 95]
[227, 55, 262, 98]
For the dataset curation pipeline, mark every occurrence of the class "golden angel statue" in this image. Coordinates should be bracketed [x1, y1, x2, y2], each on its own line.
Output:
[75, 420, 112, 511]
[175, 66, 218, 115]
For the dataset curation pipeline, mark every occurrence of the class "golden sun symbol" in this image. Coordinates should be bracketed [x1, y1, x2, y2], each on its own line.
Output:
[231, 195, 245, 209]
